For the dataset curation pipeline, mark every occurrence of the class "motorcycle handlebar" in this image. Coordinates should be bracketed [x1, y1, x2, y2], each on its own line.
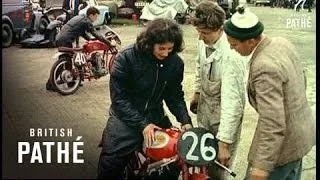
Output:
[214, 160, 236, 177]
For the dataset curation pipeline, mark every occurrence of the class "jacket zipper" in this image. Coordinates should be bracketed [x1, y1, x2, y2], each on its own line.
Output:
[155, 81, 167, 102]
[144, 63, 159, 112]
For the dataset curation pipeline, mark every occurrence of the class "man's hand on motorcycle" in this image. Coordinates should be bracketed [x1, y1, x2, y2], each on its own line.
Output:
[181, 123, 192, 132]
[218, 141, 231, 167]
[190, 92, 200, 114]
[143, 123, 161, 147]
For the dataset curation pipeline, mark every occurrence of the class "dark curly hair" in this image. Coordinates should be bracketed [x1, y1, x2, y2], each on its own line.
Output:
[136, 18, 184, 54]
[190, 1, 225, 30]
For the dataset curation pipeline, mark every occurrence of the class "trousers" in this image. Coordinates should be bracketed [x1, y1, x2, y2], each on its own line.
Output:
[244, 159, 302, 180]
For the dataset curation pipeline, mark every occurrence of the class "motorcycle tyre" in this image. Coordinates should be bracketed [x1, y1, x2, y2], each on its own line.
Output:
[49, 56, 81, 95]
[2, 23, 13, 48]
[39, 17, 50, 34]
[20, 28, 31, 41]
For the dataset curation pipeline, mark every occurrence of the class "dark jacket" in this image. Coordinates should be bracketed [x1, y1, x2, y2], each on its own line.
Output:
[62, 0, 80, 16]
[109, 44, 192, 132]
[55, 14, 108, 47]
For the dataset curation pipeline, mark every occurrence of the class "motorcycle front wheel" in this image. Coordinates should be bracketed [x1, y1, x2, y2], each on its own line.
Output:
[50, 56, 81, 95]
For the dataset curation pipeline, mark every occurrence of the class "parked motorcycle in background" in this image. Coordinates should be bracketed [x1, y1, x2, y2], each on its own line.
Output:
[48, 28, 121, 95]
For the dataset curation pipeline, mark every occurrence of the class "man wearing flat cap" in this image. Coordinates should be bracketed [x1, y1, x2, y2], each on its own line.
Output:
[224, 5, 315, 180]
[189, 1, 248, 179]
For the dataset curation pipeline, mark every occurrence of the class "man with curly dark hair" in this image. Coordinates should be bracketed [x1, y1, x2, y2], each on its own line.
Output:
[97, 18, 193, 179]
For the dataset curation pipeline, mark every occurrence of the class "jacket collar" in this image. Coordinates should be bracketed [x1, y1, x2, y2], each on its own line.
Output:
[249, 36, 272, 65]
[201, 33, 228, 63]
[208, 32, 227, 57]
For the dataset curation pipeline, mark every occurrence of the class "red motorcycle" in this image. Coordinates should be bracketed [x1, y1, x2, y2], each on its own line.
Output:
[48, 29, 121, 95]
[124, 127, 236, 180]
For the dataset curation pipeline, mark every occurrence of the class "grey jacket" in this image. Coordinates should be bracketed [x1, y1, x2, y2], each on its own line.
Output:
[55, 14, 108, 46]
[247, 36, 316, 171]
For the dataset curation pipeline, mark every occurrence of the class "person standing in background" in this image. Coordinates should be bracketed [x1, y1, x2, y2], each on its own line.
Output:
[62, 0, 81, 47]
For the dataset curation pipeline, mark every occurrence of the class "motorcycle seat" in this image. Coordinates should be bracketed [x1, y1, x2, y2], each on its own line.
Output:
[58, 47, 83, 53]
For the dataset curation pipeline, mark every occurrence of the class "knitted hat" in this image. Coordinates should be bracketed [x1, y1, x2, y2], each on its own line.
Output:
[223, 5, 264, 40]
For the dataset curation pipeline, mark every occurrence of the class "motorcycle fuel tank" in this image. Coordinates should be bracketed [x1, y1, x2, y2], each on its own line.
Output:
[83, 40, 109, 53]
[143, 128, 181, 161]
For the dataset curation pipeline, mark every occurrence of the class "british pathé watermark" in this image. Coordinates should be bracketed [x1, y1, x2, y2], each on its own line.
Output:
[286, 14, 312, 28]
[294, 0, 307, 11]
[18, 128, 84, 164]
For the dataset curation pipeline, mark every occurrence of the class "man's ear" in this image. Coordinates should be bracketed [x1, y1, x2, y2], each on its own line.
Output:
[247, 39, 257, 47]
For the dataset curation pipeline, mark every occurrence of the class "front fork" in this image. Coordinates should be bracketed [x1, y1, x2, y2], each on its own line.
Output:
[182, 162, 210, 180]
[182, 161, 236, 180]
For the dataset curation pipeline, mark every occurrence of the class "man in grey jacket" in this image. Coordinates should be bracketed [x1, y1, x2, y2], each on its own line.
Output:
[55, 7, 109, 48]
[224, 6, 315, 180]
[189, 1, 248, 179]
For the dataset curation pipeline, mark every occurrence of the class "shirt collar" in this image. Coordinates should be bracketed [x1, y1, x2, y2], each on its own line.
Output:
[204, 32, 226, 52]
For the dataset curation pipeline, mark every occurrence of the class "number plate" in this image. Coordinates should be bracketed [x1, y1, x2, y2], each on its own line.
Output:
[177, 127, 218, 167]
[73, 52, 86, 66]
[134, 2, 148, 7]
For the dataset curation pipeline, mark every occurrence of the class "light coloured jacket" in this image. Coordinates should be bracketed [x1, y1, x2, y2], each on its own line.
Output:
[247, 36, 316, 171]
[194, 32, 249, 144]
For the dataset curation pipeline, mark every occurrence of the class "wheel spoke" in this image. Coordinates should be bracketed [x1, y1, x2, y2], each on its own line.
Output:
[52, 58, 80, 94]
